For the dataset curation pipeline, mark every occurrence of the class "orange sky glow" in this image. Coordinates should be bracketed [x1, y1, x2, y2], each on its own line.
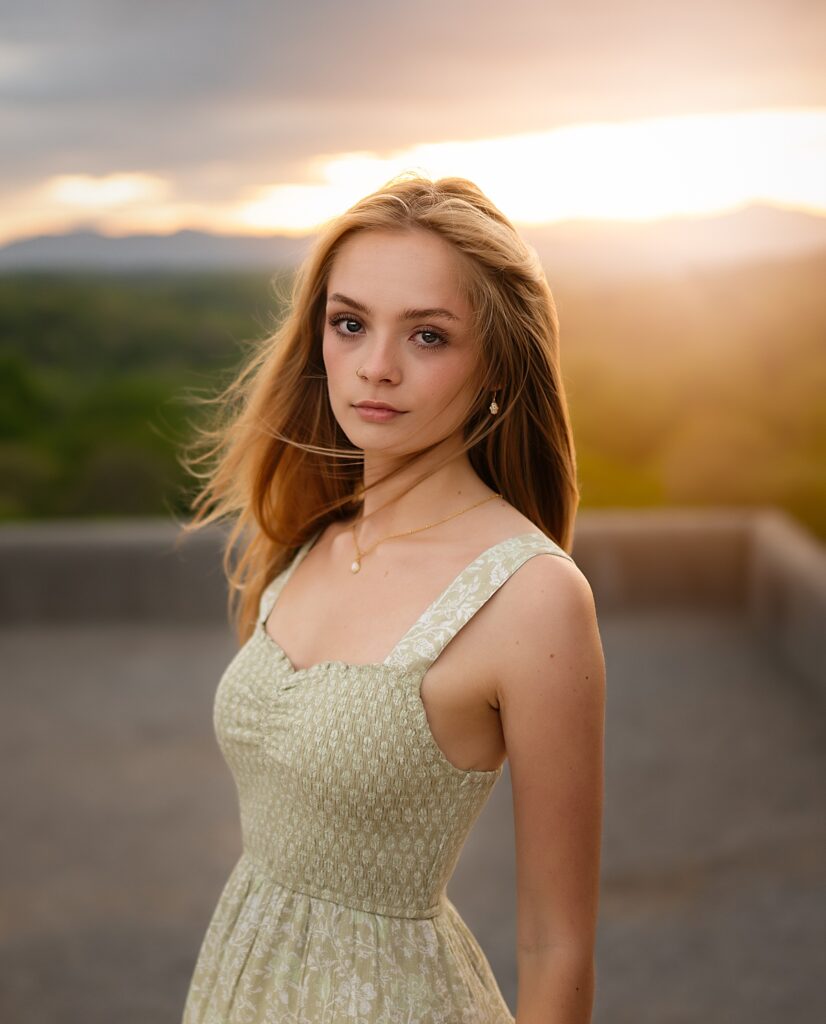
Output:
[2, 108, 824, 245]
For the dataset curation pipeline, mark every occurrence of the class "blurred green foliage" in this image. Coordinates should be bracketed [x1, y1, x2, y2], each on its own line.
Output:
[1, 257, 823, 538]
[0, 271, 283, 520]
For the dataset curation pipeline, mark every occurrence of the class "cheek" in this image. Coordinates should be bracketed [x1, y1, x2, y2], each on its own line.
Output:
[322, 333, 348, 386]
[431, 353, 476, 398]
[420, 355, 478, 420]
[321, 331, 333, 371]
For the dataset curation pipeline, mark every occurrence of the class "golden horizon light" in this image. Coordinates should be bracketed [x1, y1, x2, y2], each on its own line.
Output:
[2, 108, 824, 245]
[235, 108, 826, 234]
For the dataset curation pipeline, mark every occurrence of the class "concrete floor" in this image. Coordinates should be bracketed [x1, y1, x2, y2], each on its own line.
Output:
[1, 609, 824, 1023]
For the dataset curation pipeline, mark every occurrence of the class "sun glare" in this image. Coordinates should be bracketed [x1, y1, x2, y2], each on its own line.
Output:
[235, 108, 826, 234]
[2, 109, 824, 246]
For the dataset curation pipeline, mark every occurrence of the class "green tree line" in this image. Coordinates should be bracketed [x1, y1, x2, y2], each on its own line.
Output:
[1, 256, 823, 539]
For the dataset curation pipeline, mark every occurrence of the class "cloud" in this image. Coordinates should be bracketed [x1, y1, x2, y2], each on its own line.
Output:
[1, 0, 824, 233]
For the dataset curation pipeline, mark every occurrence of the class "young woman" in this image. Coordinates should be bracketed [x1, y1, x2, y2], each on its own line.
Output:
[180, 175, 606, 1024]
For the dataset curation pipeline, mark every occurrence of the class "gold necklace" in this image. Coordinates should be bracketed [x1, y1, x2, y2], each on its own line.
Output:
[349, 492, 501, 573]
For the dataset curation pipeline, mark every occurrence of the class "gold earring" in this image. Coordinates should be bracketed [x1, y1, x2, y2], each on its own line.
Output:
[489, 390, 499, 415]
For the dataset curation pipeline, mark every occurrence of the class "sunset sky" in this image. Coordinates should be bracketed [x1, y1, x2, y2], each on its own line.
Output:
[2, 0, 824, 245]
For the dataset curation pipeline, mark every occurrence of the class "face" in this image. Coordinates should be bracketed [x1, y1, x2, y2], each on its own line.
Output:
[322, 227, 480, 458]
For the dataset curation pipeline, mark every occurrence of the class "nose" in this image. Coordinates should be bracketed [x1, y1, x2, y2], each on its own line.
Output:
[357, 333, 401, 385]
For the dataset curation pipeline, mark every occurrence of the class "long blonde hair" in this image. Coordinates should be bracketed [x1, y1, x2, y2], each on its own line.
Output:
[178, 174, 579, 642]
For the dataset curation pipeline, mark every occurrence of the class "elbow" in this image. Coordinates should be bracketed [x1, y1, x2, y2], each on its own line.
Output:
[517, 938, 596, 972]
[517, 926, 597, 966]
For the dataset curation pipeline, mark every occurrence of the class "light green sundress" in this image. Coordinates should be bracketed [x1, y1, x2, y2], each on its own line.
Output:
[182, 530, 574, 1023]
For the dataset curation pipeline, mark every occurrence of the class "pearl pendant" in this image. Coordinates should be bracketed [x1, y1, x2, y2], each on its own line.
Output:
[350, 560, 361, 573]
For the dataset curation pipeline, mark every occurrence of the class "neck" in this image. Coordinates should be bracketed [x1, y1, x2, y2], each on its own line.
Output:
[354, 437, 491, 544]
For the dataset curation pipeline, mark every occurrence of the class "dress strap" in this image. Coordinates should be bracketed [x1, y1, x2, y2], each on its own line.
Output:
[258, 533, 320, 626]
[383, 532, 575, 676]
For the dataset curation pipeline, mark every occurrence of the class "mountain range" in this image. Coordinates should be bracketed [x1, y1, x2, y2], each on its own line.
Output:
[1, 203, 824, 280]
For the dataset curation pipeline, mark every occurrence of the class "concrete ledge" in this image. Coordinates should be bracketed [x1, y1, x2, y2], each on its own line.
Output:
[571, 507, 754, 610]
[0, 518, 230, 624]
[1, 507, 824, 695]
[748, 508, 826, 694]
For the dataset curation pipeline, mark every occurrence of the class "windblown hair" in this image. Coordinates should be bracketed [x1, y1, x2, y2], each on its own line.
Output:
[178, 173, 579, 642]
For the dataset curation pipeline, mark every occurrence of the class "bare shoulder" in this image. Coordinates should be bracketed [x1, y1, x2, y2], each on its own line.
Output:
[500, 542, 597, 635]
[488, 546, 605, 702]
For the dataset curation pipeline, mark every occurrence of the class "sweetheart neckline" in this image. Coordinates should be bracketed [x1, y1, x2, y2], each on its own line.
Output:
[253, 620, 505, 778]
[258, 530, 560, 675]
[252, 530, 569, 780]
[256, 618, 399, 676]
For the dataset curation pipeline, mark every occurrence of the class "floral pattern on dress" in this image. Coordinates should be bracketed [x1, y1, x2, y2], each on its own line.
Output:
[182, 531, 575, 1023]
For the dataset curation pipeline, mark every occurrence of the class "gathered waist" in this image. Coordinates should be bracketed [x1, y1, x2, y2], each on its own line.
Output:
[241, 849, 448, 920]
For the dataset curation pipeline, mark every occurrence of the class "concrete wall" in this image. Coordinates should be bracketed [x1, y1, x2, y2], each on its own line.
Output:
[2, 507, 824, 692]
[0, 518, 229, 624]
[748, 509, 826, 696]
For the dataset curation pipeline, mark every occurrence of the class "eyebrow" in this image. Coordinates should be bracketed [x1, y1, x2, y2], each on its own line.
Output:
[327, 292, 461, 323]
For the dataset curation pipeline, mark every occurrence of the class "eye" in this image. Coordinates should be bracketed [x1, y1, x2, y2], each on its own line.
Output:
[329, 313, 364, 337]
[413, 328, 447, 350]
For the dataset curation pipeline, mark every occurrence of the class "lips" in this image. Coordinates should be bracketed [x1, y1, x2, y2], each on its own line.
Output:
[354, 401, 403, 412]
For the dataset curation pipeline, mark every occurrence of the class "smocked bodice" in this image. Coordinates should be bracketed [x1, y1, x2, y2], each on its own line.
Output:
[213, 531, 574, 919]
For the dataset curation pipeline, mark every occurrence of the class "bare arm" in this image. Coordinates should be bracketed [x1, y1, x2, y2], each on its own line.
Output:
[495, 555, 606, 1024]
